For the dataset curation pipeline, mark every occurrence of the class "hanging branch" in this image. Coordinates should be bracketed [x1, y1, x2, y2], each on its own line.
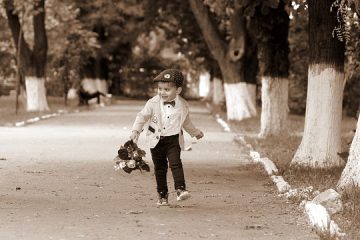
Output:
[331, 0, 353, 42]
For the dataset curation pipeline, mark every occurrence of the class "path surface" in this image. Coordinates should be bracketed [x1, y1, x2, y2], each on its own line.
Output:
[0, 100, 318, 240]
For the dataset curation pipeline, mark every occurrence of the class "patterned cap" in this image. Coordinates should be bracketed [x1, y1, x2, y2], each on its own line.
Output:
[153, 69, 184, 87]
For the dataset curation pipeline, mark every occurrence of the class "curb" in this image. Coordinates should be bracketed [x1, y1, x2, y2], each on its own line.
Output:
[6, 109, 76, 127]
[3, 104, 106, 128]
[213, 114, 346, 240]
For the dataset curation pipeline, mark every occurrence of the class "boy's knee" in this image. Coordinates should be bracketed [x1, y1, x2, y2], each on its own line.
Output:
[169, 161, 182, 169]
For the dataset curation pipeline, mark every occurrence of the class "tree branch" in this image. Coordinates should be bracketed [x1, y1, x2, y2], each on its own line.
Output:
[189, 0, 227, 62]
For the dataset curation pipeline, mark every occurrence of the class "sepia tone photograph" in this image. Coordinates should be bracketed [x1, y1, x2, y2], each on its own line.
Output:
[1, 0, 360, 239]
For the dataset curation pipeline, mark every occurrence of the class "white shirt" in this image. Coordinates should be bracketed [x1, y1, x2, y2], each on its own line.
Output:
[160, 96, 182, 136]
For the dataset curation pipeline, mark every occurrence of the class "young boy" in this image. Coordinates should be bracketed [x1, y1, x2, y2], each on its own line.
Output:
[130, 69, 204, 206]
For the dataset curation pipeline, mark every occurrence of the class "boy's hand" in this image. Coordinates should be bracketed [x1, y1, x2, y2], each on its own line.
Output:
[195, 131, 204, 140]
[130, 130, 140, 143]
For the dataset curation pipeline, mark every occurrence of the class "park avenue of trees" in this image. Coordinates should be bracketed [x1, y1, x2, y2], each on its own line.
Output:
[1, 0, 360, 194]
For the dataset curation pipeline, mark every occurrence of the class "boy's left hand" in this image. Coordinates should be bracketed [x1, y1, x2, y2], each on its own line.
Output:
[195, 131, 204, 140]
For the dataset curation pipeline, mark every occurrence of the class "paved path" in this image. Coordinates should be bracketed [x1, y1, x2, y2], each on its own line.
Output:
[0, 100, 318, 240]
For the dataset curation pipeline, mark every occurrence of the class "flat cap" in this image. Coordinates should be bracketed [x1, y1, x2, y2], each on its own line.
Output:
[153, 69, 184, 87]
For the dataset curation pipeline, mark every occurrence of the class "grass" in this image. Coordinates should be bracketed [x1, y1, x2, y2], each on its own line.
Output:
[210, 103, 359, 239]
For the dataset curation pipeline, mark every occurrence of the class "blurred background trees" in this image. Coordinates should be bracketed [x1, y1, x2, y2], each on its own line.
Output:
[0, 0, 359, 117]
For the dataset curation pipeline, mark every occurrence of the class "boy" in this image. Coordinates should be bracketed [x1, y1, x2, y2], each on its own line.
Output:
[130, 69, 204, 206]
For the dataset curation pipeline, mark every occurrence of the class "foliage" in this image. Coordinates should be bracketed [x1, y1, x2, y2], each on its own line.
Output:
[64, 0, 164, 96]
[344, 12, 360, 116]
[0, 12, 16, 79]
[331, 0, 352, 42]
[73, 0, 147, 60]
[121, 0, 216, 98]
[45, 0, 100, 95]
[331, 0, 360, 42]
[134, 0, 214, 71]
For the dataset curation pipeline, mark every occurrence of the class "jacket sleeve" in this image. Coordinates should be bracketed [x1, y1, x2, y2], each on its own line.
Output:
[132, 101, 152, 133]
[182, 112, 201, 137]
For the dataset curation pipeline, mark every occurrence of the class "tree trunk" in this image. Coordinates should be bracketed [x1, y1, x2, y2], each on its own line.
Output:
[212, 77, 225, 105]
[259, 77, 288, 137]
[291, 0, 346, 168]
[199, 71, 211, 98]
[4, 0, 49, 112]
[189, 0, 257, 121]
[253, 1, 289, 137]
[224, 82, 256, 120]
[337, 116, 360, 191]
[25, 76, 49, 111]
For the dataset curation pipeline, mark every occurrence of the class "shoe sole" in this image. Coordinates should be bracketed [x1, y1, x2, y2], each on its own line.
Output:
[157, 203, 169, 206]
[177, 193, 190, 201]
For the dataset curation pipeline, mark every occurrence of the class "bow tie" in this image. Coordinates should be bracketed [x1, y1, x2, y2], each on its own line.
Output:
[163, 100, 175, 107]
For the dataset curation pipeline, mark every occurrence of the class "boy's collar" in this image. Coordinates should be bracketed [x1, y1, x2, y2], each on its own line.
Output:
[150, 95, 183, 104]
[159, 95, 179, 104]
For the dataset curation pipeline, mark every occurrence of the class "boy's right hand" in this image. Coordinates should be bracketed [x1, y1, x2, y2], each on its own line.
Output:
[195, 131, 204, 140]
[130, 130, 140, 143]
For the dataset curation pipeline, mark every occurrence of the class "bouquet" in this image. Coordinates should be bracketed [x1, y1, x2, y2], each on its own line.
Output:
[113, 140, 150, 174]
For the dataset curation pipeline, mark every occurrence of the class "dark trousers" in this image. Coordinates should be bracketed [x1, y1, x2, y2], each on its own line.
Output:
[150, 134, 186, 194]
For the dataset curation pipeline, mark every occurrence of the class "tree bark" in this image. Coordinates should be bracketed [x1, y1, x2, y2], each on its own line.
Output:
[212, 77, 225, 105]
[337, 115, 360, 192]
[252, 1, 290, 137]
[224, 82, 256, 120]
[259, 77, 288, 137]
[291, 0, 345, 168]
[4, 0, 49, 111]
[189, 0, 257, 121]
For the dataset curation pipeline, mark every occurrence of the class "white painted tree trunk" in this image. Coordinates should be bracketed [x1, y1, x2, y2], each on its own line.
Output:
[212, 77, 225, 105]
[199, 71, 211, 98]
[291, 65, 345, 168]
[224, 82, 257, 121]
[259, 77, 288, 137]
[25, 76, 49, 112]
[337, 116, 360, 191]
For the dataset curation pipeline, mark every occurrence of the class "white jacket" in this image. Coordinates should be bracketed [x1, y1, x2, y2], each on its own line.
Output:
[132, 95, 201, 150]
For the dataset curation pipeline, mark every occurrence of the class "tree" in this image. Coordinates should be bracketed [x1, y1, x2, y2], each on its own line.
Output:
[71, 0, 159, 96]
[242, 0, 290, 137]
[42, 0, 100, 102]
[288, 0, 309, 115]
[189, 0, 258, 121]
[336, 0, 360, 191]
[291, 0, 346, 168]
[3, 0, 49, 111]
[128, 0, 217, 99]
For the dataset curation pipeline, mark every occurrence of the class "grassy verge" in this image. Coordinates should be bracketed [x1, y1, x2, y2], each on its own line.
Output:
[210, 103, 359, 239]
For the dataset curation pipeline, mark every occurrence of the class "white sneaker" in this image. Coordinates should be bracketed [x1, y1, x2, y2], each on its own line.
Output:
[176, 189, 190, 201]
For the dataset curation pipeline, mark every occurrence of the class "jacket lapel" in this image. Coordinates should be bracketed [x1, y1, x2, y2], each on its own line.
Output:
[150, 95, 163, 128]
[178, 96, 189, 125]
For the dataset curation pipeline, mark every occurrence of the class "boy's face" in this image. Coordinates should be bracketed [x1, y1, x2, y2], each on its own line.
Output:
[157, 82, 182, 102]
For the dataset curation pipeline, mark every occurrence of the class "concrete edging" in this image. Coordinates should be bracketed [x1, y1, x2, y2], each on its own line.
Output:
[5, 104, 107, 127]
[5, 109, 77, 127]
[213, 114, 346, 240]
